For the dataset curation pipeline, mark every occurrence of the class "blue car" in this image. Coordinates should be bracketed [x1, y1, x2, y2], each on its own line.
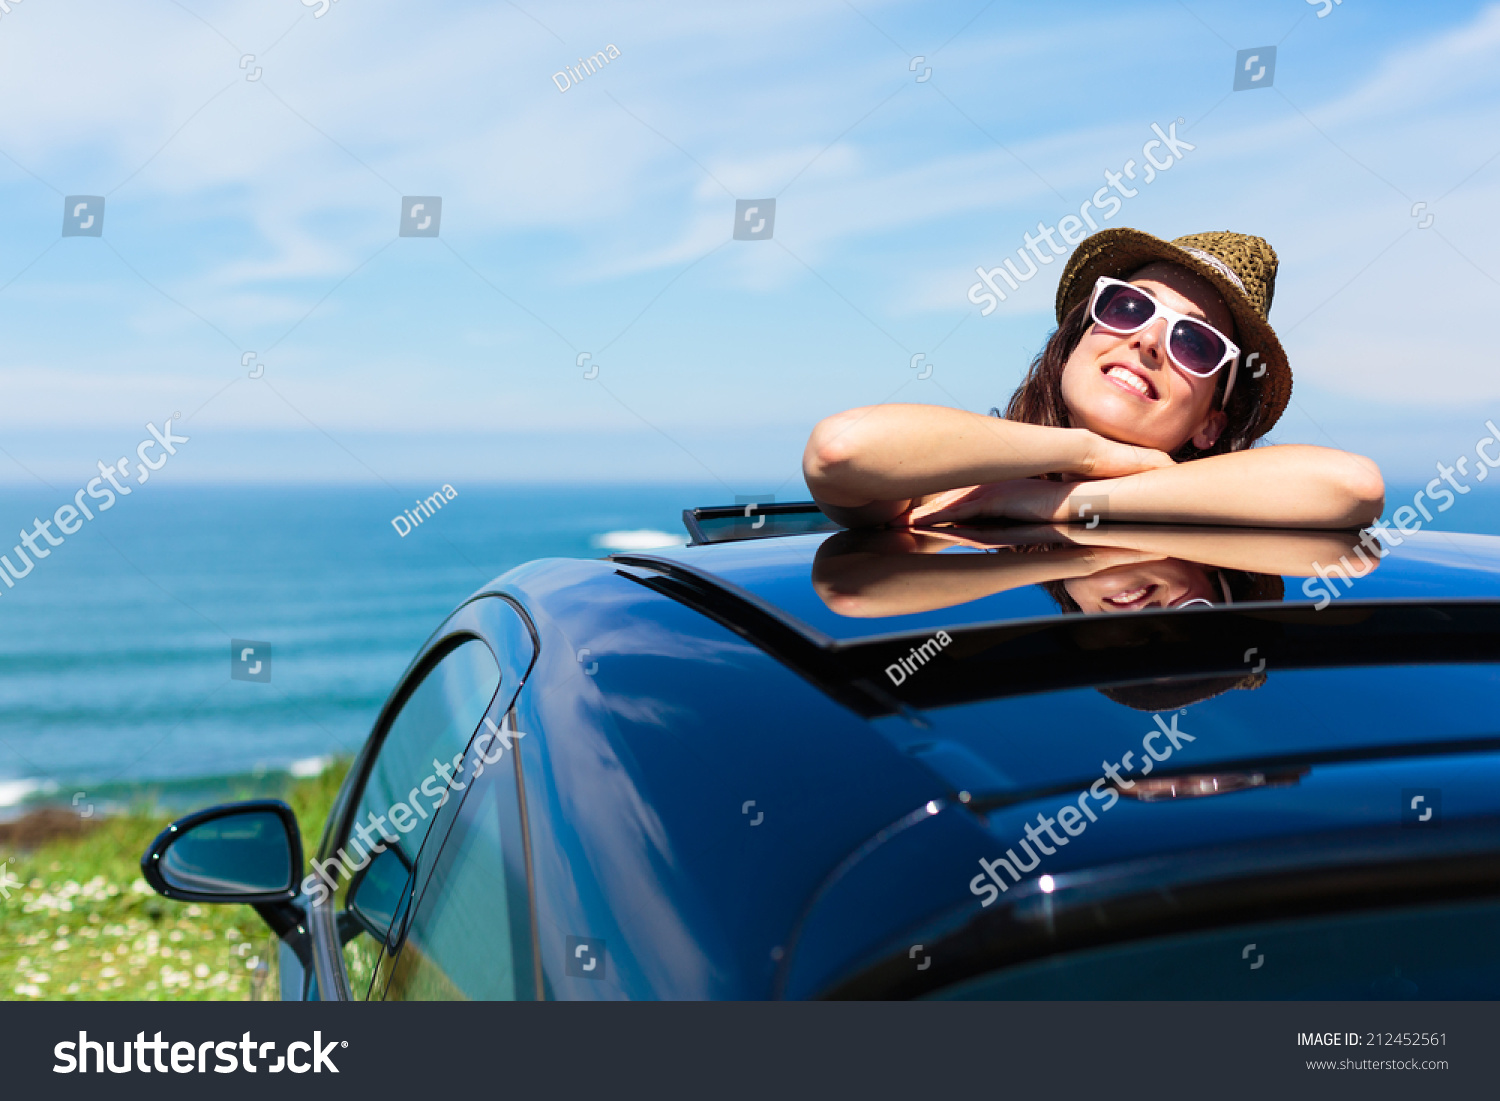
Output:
[143, 505, 1500, 999]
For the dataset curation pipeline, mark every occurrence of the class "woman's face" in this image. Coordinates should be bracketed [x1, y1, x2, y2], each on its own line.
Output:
[1065, 557, 1221, 614]
[1059, 261, 1234, 453]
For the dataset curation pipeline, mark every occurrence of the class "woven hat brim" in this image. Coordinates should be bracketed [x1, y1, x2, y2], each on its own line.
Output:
[1054, 227, 1291, 438]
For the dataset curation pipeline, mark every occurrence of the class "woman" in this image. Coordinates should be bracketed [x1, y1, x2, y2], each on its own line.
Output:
[802, 229, 1384, 530]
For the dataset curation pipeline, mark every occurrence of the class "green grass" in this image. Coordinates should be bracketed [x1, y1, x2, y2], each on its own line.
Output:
[1, 762, 349, 1002]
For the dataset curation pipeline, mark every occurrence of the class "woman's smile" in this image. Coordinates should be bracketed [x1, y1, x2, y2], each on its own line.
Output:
[1066, 558, 1221, 613]
[1101, 583, 1156, 608]
[1102, 362, 1158, 401]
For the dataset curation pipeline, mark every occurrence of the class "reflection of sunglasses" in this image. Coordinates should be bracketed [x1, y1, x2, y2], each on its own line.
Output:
[1170, 570, 1234, 610]
[1089, 277, 1241, 407]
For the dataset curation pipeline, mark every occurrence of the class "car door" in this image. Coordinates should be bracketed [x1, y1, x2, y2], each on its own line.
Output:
[305, 594, 537, 1000]
[364, 696, 540, 1000]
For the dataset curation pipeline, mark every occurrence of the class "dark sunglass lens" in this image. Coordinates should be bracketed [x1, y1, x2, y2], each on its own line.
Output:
[1096, 285, 1155, 330]
[1170, 320, 1225, 374]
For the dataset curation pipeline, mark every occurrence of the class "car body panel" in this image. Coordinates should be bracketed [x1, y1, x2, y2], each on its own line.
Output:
[786, 754, 1500, 998]
[493, 557, 943, 998]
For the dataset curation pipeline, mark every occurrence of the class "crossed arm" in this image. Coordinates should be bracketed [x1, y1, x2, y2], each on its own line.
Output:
[802, 404, 1385, 530]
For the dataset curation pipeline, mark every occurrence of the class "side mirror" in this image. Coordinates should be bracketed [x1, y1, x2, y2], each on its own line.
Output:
[142, 800, 303, 904]
[345, 844, 414, 947]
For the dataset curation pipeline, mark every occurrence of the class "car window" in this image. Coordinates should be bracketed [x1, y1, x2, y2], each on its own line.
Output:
[927, 897, 1500, 999]
[335, 637, 501, 995]
[377, 719, 536, 1001]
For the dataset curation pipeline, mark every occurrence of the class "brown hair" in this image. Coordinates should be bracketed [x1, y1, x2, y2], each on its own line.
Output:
[1004, 296, 1271, 461]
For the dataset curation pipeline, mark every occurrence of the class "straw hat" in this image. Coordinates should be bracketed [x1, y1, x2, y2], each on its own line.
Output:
[1055, 228, 1292, 438]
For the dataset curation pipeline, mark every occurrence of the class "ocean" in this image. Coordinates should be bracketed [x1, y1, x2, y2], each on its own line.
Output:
[3, 478, 1500, 818]
[0, 484, 721, 817]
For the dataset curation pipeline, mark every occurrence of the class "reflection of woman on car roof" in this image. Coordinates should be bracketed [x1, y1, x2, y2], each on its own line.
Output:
[802, 229, 1385, 532]
[810, 524, 1355, 620]
[812, 524, 1356, 711]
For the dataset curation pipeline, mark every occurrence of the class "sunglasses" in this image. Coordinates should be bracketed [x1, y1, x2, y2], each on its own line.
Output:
[1088, 277, 1241, 407]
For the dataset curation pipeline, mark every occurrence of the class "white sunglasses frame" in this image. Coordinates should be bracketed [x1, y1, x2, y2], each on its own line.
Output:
[1088, 276, 1241, 409]
[1171, 569, 1235, 610]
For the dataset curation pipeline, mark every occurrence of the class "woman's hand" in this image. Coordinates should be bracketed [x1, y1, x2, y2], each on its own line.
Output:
[901, 435, 1174, 526]
[803, 405, 1126, 527]
[1079, 433, 1176, 479]
[906, 480, 1070, 525]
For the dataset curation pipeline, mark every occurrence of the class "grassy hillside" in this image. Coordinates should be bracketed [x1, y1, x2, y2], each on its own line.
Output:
[2, 763, 348, 1001]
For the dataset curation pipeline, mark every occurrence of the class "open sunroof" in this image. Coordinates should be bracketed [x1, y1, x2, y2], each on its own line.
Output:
[682, 501, 841, 546]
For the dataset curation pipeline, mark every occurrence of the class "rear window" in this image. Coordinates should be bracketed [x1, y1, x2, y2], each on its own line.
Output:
[929, 898, 1500, 999]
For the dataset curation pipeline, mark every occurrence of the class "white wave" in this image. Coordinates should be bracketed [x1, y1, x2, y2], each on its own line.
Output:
[590, 529, 687, 551]
[288, 756, 331, 778]
[0, 778, 47, 808]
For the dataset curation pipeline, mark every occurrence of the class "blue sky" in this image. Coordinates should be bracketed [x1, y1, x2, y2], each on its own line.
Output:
[1, 0, 1498, 494]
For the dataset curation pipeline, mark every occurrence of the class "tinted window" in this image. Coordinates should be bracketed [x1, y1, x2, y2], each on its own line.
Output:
[337, 638, 500, 994]
[930, 899, 1500, 999]
[353, 638, 500, 850]
[379, 723, 534, 1001]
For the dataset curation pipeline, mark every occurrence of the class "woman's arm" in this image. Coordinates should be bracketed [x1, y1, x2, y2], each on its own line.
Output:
[909, 445, 1385, 530]
[802, 404, 1173, 528]
[1007, 523, 1371, 577]
[811, 529, 1159, 617]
